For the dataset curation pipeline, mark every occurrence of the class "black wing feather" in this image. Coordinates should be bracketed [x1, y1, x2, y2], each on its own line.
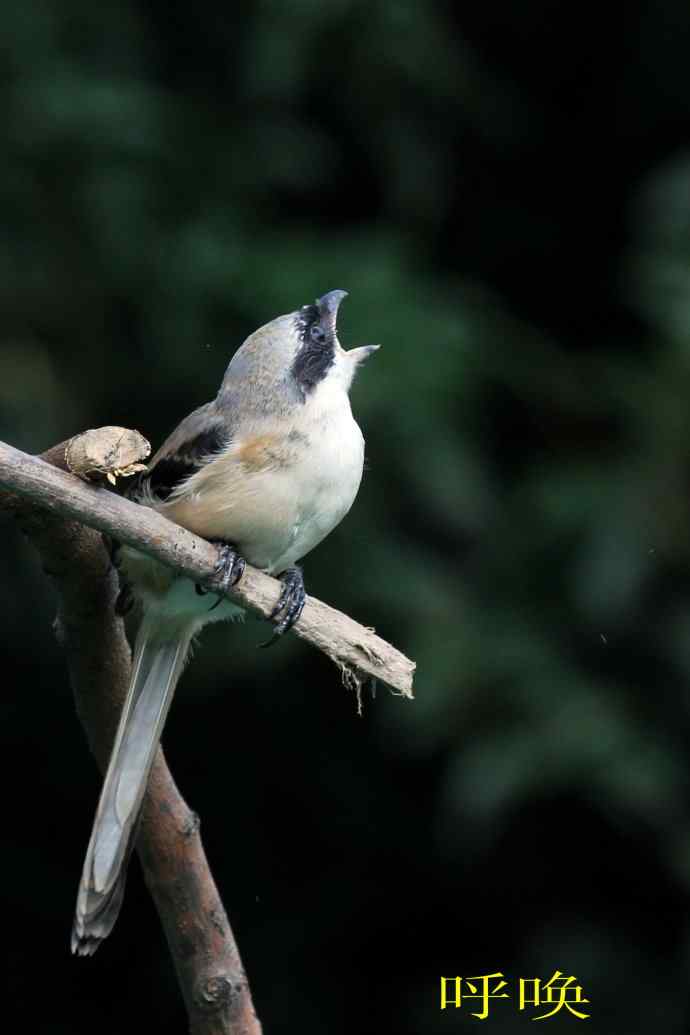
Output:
[129, 402, 230, 503]
[145, 425, 228, 500]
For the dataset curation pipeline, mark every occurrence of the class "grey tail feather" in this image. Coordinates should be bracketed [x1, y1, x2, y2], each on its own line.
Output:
[71, 614, 194, 956]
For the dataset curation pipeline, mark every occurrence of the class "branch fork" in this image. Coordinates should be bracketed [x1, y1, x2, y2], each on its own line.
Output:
[0, 428, 416, 1034]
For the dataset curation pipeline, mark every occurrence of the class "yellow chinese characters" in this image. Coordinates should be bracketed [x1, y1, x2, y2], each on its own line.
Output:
[440, 971, 590, 1021]
[519, 971, 589, 1020]
[440, 973, 509, 1019]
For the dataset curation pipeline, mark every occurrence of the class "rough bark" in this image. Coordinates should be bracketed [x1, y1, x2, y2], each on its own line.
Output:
[3, 438, 261, 1035]
[0, 436, 416, 695]
[0, 428, 416, 1032]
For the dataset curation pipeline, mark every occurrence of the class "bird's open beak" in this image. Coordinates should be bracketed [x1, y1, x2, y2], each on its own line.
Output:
[347, 344, 380, 363]
[316, 289, 348, 335]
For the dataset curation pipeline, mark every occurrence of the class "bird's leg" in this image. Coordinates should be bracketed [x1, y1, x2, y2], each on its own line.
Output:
[261, 566, 306, 647]
[195, 541, 246, 608]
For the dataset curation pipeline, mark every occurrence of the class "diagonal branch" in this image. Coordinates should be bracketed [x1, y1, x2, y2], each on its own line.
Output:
[0, 429, 415, 1033]
[0, 437, 415, 696]
[2, 435, 261, 1035]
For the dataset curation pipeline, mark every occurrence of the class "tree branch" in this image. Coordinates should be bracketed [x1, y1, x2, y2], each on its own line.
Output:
[2, 435, 261, 1035]
[0, 429, 415, 1032]
[0, 437, 416, 696]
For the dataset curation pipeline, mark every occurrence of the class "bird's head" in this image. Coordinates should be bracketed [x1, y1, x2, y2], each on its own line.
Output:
[290, 289, 379, 397]
[222, 290, 379, 405]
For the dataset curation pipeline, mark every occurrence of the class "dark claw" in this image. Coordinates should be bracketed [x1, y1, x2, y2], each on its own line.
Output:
[260, 566, 306, 647]
[195, 541, 245, 610]
[213, 542, 246, 592]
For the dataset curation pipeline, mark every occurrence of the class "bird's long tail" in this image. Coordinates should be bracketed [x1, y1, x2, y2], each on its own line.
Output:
[71, 613, 195, 955]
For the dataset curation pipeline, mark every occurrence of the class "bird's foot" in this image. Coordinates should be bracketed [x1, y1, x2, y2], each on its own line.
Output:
[261, 566, 306, 647]
[196, 542, 246, 608]
[213, 541, 246, 592]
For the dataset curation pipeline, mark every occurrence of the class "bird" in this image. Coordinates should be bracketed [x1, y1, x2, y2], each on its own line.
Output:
[71, 289, 379, 955]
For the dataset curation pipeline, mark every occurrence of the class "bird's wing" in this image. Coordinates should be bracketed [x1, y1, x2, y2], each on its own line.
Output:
[134, 401, 233, 503]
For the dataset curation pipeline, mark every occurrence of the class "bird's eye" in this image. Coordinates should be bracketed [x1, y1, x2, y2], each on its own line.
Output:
[310, 323, 326, 344]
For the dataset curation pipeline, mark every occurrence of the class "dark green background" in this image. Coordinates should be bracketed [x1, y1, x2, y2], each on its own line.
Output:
[2, 2, 690, 1032]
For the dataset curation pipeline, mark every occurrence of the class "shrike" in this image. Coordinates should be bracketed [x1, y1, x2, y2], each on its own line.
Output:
[72, 289, 378, 954]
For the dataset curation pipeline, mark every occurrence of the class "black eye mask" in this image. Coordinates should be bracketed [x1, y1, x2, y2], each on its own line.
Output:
[292, 305, 336, 396]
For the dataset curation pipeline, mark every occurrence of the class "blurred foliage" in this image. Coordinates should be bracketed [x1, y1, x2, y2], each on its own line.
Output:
[2, 1, 690, 1033]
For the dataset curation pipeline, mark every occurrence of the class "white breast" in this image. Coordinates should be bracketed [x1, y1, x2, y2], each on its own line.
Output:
[160, 376, 366, 575]
[275, 397, 365, 572]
